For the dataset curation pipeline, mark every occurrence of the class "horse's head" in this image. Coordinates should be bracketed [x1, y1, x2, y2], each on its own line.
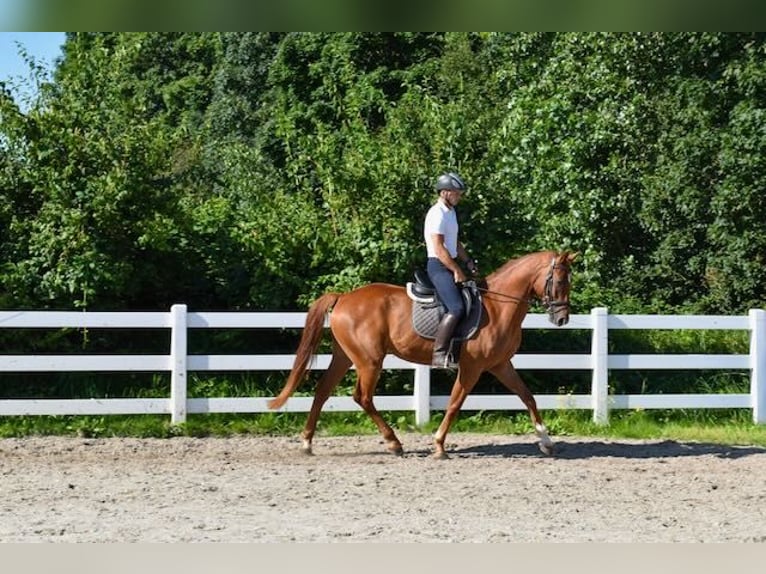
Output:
[538, 251, 577, 326]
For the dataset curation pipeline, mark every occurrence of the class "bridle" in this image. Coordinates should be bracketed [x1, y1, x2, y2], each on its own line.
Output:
[476, 257, 571, 315]
[542, 258, 572, 315]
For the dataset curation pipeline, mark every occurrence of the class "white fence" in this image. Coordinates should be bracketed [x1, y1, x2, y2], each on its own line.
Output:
[0, 305, 764, 425]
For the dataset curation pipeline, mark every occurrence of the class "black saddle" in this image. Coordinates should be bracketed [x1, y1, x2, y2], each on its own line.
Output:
[406, 270, 483, 342]
[410, 269, 437, 298]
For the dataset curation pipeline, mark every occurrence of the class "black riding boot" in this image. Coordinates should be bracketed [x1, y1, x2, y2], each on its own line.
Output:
[432, 313, 461, 368]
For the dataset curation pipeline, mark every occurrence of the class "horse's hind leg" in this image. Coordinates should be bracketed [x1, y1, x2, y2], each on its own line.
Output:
[489, 362, 554, 455]
[301, 346, 352, 455]
[352, 365, 404, 455]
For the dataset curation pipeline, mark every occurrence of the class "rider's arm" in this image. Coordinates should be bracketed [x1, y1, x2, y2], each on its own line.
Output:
[431, 233, 467, 283]
[457, 242, 478, 274]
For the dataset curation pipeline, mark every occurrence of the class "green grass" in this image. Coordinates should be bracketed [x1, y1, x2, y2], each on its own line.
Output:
[2, 408, 765, 447]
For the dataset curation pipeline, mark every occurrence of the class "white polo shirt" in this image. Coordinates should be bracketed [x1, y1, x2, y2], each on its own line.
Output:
[424, 199, 459, 258]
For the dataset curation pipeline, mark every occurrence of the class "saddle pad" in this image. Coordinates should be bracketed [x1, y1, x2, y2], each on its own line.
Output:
[412, 291, 483, 341]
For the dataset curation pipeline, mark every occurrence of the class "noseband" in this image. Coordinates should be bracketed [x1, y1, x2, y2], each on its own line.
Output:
[542, 258, 571, 315]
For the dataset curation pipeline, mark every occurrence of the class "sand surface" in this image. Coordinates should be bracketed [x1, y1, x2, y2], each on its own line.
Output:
[1, 433, 765, 542]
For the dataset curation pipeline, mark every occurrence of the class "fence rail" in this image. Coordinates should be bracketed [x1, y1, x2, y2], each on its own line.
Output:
[1, 306, 764, 425]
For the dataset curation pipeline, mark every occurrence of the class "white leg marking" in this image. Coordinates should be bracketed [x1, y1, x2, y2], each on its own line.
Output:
[535, 422, 554, 448]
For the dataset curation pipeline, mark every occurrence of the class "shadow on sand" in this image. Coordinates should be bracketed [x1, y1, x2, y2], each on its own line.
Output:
[450, 439, 766, 460]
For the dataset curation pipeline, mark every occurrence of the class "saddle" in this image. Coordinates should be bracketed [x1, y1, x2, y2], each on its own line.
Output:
[405, 270, 483, 343]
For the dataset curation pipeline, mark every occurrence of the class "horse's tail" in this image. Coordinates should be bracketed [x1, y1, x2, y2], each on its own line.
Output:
[267, 292, 341, 410]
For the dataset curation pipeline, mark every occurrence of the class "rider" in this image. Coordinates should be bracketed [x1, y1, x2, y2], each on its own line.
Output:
[423, 172, 478, 368]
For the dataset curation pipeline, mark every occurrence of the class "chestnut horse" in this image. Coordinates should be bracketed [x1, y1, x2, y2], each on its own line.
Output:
[268, 250, 577, 459]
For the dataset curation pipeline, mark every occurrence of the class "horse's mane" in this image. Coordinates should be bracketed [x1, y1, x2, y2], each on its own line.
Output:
[489, 250, 556, 281]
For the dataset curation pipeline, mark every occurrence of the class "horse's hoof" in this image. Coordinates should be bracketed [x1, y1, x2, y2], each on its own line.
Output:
[388, 445, 404, 456]
[301, 447, 314, 456]
[433, 451, 450, 460]
[538, 442, 555, 456]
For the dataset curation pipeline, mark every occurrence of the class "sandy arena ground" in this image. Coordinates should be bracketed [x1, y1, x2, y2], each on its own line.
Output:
[1, 432, 765, 542]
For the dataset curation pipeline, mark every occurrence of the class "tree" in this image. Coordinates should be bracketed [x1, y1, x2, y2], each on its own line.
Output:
[1, 33, 221, 309]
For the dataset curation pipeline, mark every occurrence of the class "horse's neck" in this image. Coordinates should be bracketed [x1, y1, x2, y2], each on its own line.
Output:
[488, 255, 545, 300]
[486, 255, 547, 323]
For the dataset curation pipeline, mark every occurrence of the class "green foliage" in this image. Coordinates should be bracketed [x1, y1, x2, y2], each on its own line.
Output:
[3, 32, 765, 314]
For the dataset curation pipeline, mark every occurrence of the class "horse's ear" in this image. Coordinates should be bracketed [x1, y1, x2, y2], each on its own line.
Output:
[566, 251, 580, 264]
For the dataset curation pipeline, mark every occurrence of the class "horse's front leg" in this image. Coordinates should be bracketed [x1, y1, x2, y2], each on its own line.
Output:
[433, 368, 480, 459]
[489, 361, 554, 455]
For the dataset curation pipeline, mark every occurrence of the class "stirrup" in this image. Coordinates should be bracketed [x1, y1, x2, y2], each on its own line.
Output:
[431, 351, 458, 369]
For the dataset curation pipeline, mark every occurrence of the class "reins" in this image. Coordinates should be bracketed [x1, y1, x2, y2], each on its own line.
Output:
[472, 257, 572, 311]
[476, 285, 532, 305]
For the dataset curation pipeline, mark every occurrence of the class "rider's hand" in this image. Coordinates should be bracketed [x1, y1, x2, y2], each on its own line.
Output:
[454, 268, 468, 284]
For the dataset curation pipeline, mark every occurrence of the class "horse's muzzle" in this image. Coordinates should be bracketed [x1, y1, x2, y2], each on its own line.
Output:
[547, 303, 570, 327]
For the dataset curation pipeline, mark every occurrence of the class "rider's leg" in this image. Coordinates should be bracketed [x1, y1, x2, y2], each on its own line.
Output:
[426, 258, 465, 368]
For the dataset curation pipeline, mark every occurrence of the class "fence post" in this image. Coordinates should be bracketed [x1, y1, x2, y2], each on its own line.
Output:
[591, 307, 609, 425]
[170, 304, 188, 424]
[750, 309, 766, 424]
[414, 365, 431, 426]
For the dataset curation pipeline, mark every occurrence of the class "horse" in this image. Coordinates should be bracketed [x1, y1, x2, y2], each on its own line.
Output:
[268, 249, 577, 459]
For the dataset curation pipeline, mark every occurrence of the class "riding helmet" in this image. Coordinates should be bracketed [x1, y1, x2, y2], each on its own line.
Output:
[435, 172, 466, 192]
